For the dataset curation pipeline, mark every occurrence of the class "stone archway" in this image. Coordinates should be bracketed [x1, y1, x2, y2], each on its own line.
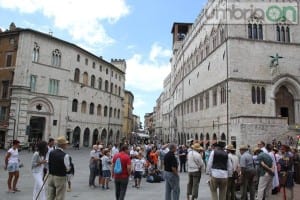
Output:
[115, 131, 120, 144]
[206, 133, 210, 148]
[275, 86, 295, 124]
[272, 76, 300, 125]
[100, 129, 107, 144]
[221, 132, 226, 141]
[108, 129, 113, 145]
[83, 128, 90, 147]
[73, 127, 81, 145]
[92, 129, 99, 145]
[212, 133, 217, 140]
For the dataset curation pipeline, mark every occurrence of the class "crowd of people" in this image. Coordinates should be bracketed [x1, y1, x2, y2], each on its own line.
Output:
[3, 137, 300, 200]
[4, 136, 73, 200]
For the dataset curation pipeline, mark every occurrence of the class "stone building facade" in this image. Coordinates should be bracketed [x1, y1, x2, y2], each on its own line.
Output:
[158, 0, 300, 148]
[122, 90, 134, 140]
[0, 23, 126, 148]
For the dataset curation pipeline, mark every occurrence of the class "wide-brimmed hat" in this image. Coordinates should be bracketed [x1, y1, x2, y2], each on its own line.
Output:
[226, 144, 236, 151]
[239, 145, 248, 150]
[215, 141, 226, 148]
[253, 146, 261, 153]
[56, 136, 69, 145]
[192, 143, 203, 151]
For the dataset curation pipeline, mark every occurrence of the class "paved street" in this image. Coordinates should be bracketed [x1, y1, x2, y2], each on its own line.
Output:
[0, 147, 299, 200]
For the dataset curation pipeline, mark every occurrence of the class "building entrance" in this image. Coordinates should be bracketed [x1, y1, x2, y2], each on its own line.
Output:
[0, 130, 5, 148]
[28, 116, 45, 143]
[275, 86, 295, 124]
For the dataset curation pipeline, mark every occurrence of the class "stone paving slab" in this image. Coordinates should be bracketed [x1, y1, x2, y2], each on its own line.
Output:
[0, 148, 299, 200]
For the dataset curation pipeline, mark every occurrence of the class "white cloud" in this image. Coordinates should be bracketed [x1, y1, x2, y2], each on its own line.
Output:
[0, 0, 130, 46]
[126, 43, 171, 92]
[149, 43, 172, 62]
[133, 96, 146, 109]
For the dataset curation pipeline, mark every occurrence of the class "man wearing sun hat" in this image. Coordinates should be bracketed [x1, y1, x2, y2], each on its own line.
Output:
[239, 144, 256, 200]
[226, 144, 239, 200]
[207, 141, 233, 200]
[186, 143, 204, 200]
[47, 136, 71, 200]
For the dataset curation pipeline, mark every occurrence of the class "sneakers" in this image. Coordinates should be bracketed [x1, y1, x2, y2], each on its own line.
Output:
[67, 188, 72, 192]
[89, 185, 95, 189]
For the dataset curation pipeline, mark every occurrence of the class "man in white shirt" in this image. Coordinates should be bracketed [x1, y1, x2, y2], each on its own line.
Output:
[111, 144, 119, 157]
[207, 141, 233, 200]
[258, 141, 268, 153]
[187, 143, 204, 200]
[44, 138, 55, 178]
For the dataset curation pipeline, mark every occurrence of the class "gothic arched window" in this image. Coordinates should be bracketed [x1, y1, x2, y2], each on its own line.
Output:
[72, 99, 78, 112]
[74, 68, 80, 82]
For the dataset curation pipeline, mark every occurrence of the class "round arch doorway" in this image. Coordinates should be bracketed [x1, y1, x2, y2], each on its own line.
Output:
[275, 85, 295, 124]
[28, 116, 45, 143]
[83, 128, 90, 147]
[72, 127, 81, 146]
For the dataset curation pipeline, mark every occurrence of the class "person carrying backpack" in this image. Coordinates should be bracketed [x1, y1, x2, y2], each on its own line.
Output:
[112, 145, 131, 200]
[66, 156, 74, 192]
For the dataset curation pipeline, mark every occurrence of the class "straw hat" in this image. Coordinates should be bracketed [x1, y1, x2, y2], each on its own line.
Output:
[226, 144, 236, 151]
[253, 146, 261, 153]
[192, 143, 203, 151]
[239, 145, 248, 150]
[56, 136, 69, 145]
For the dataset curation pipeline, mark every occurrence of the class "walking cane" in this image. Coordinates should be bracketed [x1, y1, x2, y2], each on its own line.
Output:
[35, 173, 49, 200]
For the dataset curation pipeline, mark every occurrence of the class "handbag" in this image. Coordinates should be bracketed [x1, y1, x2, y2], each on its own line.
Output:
[279, 171, 287, 186]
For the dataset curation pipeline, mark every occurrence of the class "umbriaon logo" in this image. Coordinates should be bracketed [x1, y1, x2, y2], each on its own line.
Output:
[202, 2, 298, 25]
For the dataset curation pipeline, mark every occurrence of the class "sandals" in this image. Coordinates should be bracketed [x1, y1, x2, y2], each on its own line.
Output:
[13, 188, 21, 192]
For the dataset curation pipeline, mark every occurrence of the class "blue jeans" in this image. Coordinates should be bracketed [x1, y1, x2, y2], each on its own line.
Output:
[164, 171, 180, 200]
[114, 178, 129, 200]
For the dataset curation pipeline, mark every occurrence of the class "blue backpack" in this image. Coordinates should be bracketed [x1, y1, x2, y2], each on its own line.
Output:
[114, 157, 122, 174]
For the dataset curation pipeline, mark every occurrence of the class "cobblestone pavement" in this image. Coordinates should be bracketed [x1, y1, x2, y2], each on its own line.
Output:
[0, 148, 299, 200]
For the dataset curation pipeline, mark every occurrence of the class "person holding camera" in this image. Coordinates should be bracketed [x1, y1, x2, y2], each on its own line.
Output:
[32, 141, 48, 200]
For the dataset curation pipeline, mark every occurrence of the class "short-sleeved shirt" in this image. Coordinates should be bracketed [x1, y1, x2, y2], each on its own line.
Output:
[133, 158, 145, 172]
[113, 152, 131, 179]
[164, 151, 178, 172]
[101, 155, 111, 171]
[7, 148, 19, 164]
[240, 151, 254, 170]
[257, 152, 273, 177]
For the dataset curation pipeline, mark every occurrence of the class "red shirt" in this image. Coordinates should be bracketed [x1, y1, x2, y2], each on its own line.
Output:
[113, 152, 131, 179]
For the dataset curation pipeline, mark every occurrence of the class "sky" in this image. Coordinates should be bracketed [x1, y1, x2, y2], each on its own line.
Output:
[0, 0, 205, 123]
